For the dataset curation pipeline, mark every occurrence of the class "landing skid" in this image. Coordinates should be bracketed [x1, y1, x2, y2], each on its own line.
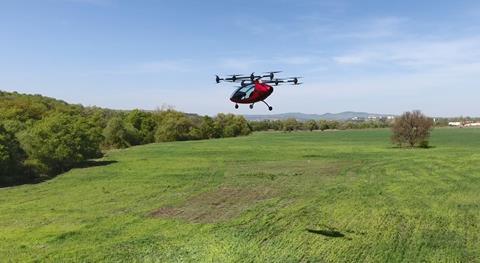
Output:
[234, 101, 273, 111]
[261, 100, 273, 111]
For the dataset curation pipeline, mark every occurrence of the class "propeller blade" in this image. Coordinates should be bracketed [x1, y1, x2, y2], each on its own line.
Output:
[228, 74, 246, 77]
[262, 71, 282, 80]
[264, 79, 285, 82]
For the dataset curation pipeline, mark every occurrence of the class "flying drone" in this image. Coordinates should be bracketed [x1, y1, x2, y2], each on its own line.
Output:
[215, 71, 302, 111]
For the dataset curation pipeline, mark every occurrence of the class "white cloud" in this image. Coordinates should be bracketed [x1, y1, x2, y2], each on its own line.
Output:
[333, 53, 372, 65]
[332, 36, 480, 72]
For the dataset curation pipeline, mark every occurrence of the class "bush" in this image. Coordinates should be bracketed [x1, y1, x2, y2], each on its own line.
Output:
[419, 140, 430, 148]
[249, 120, 271, 131]
[223, 115, 251, 137]
[125, 109, 157, 144]
[212, 113, 250, 138]
[20, 113, 103, 175]
[155, 113, 194, 142]
[318, 120, 329, 131]
[197, 116, 216, 139]
[283, 118, 300, 132]
[305, 120, 318, 131]
[391, 110, 434, 147]
[326, 120, 340, 130]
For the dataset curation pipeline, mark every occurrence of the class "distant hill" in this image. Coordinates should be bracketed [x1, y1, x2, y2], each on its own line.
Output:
[244, 111, 395, 121]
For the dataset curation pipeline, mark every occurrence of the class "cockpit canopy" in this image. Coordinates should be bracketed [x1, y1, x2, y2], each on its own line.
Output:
[230, 84, 255, 101]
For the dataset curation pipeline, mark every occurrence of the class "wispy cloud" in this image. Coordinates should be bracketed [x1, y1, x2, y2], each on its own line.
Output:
[333, 53, 372, 65]
[333, 37, 480, 71]
[83, 59, 194, 77]
[218, 57, 263, 72]
[138, 60, 193, 73]
[232, 0, 348, 36]
[335, 16, 407, 39]
[218, 55, 316, 71]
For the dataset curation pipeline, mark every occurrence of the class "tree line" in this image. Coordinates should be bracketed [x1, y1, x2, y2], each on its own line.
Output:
[249, 111, 435, 148]
[249, 118, 392, 132]
[0, 91, 250, 186]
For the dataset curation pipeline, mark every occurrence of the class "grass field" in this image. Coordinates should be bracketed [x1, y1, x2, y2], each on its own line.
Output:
[1, 128, 479, 262]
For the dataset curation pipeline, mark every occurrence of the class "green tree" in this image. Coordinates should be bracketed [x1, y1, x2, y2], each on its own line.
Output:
[305, 120, 318, 131]
[0, 123, 26, 186]
[327, 120, 340, 130]
[103, 117, 141, 149]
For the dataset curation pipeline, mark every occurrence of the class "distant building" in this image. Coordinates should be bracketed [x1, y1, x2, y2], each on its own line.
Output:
[448, 122, 462, 126]
[448, 121, 480, 127]
[465, 122, 480, 127]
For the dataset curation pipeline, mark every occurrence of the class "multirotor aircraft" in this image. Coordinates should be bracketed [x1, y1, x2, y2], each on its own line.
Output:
[215, 71, 302, 111]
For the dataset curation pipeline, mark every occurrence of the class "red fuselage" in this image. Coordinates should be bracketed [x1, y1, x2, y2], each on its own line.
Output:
[229, 81, 274, 104]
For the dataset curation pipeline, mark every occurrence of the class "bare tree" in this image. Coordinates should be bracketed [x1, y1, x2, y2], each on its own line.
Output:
[391, 110, 434, 147]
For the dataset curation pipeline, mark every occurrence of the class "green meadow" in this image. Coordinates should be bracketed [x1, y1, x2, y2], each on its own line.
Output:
[1, 128, 479, 262]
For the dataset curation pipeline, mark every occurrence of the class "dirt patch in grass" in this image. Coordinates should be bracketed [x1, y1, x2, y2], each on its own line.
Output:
[151, 187, 275, 223]
[151, 207, 182, 217]
[229, 160, 346, 178]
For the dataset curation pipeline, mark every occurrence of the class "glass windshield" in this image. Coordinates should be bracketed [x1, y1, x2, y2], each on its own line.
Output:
[231, 84, 255, 100]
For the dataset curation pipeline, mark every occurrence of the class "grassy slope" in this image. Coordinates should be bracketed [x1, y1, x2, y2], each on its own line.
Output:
[1, 128, 479, 262]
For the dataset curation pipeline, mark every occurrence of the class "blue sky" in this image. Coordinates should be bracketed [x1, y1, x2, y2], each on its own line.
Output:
[1, 0, 480, 116]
